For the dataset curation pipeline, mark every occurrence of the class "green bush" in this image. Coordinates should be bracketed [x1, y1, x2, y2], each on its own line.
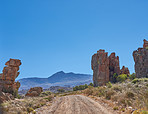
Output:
[117, 74, 127, 82]
[44, 95, 54, 101]
[132, 78, 148, 84]
[40, 91, 52, 97]
[57, 89, 65, 93]
[106, 82, 112, 88]
[73, 84, 88, 91]
[89, 83, 94, 86]
[129, 73, 136, 80]
[113, 106, 119, 110]
[27, 107, 34, 113]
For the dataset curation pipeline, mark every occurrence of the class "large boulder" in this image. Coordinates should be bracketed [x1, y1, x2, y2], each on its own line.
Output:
[25, 87, 43, 97]
[133, 39, 148, 78]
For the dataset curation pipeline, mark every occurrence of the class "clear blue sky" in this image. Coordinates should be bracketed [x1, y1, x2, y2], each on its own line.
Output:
[1, 0, 148, 79]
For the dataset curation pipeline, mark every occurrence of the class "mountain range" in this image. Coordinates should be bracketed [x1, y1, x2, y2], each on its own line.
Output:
[18, 71, 93, 90]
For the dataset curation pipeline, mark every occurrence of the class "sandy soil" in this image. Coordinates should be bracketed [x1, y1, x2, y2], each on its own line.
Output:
[36, 95, 113, 114]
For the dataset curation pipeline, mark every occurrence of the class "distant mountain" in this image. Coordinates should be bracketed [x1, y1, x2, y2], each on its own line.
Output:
[18, 71, 93, 90]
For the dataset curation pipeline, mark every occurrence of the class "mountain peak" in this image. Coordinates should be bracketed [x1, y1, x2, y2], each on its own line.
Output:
[56, 71, 65, 74]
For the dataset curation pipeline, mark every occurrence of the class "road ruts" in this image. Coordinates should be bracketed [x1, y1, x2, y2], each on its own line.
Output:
[36, 95, 113, 114]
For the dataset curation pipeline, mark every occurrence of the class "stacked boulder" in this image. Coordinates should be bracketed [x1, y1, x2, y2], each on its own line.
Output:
[0, 59, 21, 103]
[133, 39, 148, 78]
[91, 49, 130, 86]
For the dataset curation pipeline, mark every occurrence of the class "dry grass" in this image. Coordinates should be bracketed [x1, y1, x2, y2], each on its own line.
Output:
[81, 78, 148, 112]
[1, 95, 54, 114]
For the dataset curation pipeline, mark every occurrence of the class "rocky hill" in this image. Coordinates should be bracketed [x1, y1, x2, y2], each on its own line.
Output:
[18, 71, 92, 90]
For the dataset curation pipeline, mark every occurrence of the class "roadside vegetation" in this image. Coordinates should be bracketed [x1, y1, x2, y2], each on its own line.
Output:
[72, 74, 148, 113]
[1, 73, 148, 114]
[1, 91, 54, 114]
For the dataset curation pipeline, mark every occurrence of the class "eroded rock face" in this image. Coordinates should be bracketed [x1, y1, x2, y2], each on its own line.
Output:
[91, 50, 109, 87]
[0, 59, 21, 96]
[109, 53, 120, 81]
[120, 66, 130, 75]
[91, 50, 120, 86]
[133, 39, 148, 78]
[25, 87, 43, 97]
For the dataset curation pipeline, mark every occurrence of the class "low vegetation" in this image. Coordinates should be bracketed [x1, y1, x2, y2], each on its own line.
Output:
[80, 78, 148, 113]
[1, 94, 54, 114]
[1, 74, 148, 113]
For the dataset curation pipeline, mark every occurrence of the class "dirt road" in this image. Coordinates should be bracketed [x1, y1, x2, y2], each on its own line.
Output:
[36, 95, 113, 114]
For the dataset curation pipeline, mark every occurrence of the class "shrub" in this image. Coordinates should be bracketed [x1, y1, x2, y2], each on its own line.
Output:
[105, 90, 115, 100]
[44, 95, 54, 101]
[129, 73, 136, 80]
[132, 78, 139, 84]
[12, 90, 19, 98]
[89, 83, 94, 86]
[125, 91, 135, 99]
[98, 87, 106, 97]
[120, 108, 125, 112]
[83, 86, 94, 96]
[117, 74, 127, 82]
[106, 82, 112, 88]
[113, 107, 119, 110]
[73, 84, 88, 91]
[112, 85, 122, 92]
[27, 107, 34, 113]
[57, 89, 65, 93]
[132, 78, 148, 84]
[40, 91, 52, 97]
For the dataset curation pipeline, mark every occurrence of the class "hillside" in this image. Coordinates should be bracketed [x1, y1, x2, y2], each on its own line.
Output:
[18, 71, 92, 90]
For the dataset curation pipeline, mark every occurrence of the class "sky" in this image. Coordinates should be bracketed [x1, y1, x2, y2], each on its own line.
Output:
[1, 0, 148, 79]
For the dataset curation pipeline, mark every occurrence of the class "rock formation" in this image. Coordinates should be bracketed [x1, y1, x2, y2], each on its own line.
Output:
[91, 50, 120, 86]
[120, 66, 130, 75]
[133, 39, 148, 78]
[109, 53, 120, 81]
[0, 59, 21, 95]
[25, 87, 43, 97]
[91, 50, 109, 87]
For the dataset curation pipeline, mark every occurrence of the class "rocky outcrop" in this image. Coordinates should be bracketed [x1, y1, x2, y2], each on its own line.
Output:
[25, 87, 43, 97]
[120, 66, 130, 75]
[133, 39, 148, 78]
[91, 50, 109, 87]
[109, 53, 120, 81]
[91, 50, 120, 86]
[0, 59, 21, 96]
